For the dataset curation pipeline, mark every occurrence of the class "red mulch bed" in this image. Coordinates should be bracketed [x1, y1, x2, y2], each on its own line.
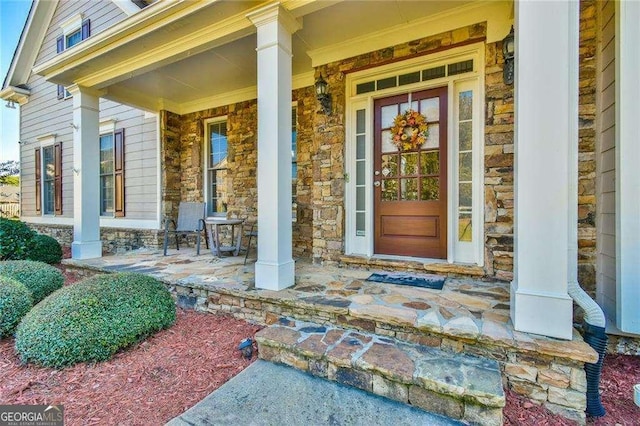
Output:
[0, 308, 262, 425]
[504, 354, 640, 425]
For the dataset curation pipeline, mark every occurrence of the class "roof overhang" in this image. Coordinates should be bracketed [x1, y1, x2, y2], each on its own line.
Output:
[0, 86, 31, 105]
[2, 0, 58, 95]
[28, 0, 512, 114]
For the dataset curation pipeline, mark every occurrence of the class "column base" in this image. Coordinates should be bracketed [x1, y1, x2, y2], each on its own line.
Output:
[255, 259, 295, 291]
[510, 281, 574, 340]
[71, 240, 103, 260]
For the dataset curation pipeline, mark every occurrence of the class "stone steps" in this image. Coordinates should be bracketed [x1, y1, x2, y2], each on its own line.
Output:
[256, 316, 505, 426]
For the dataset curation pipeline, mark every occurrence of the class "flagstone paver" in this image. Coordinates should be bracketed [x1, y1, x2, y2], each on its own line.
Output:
[64, 248, 598, 423]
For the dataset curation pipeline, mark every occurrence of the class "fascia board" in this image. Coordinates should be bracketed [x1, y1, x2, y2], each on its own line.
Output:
[3, 0, 59, 89]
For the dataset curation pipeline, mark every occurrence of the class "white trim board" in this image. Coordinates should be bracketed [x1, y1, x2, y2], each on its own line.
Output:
[344, 43, 485, 266]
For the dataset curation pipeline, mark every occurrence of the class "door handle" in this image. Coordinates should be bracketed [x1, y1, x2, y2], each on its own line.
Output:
[374, 170, 381, 176]
[373, 181, 381, 187]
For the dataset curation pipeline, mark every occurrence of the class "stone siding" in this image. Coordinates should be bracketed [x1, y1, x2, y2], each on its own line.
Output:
[27, 223, 162, 254]
[160, 110, 183, 221]
[160, 90, 315, 256]
[577, 0, 597, 296]
[152, 10, 598, 283]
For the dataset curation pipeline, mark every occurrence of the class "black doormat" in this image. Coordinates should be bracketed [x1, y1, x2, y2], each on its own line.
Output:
[365, 272, 445, 290]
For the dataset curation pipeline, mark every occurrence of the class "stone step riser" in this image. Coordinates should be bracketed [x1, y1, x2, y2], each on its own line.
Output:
[256, 319, 505, 426]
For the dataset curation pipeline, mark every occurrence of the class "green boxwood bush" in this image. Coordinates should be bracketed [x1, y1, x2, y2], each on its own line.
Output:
[27, 234, 63, 265]
[0, 276, 33, 338]
[0, 218, 35, 261]
[0, 260, 64, 304]
[15, 272, 176, 368]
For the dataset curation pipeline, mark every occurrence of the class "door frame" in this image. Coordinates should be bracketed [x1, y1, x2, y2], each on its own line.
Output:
[344, 42, 485, 265]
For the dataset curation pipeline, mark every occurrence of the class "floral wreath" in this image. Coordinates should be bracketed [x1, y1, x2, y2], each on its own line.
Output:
[390, 109, 428, 151]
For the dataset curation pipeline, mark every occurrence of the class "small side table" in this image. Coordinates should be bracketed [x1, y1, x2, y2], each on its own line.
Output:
[205, 218, 244, 257]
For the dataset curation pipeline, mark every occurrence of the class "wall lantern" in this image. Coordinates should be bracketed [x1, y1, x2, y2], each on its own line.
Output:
[502, 25, 515, 85]
[315, 75, 332, 115]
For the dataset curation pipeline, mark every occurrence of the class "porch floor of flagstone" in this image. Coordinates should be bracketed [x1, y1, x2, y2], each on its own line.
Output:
[63, 247, 597, 365]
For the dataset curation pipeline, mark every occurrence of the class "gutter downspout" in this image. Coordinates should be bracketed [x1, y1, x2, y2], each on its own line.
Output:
[567, 281, 607, 417]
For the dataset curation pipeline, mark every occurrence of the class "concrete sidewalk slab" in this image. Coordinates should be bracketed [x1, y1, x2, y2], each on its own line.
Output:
[167, 360, 462, 426]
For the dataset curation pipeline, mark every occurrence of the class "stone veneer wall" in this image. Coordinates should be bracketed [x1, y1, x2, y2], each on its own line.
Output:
[577, 0, 597, 296]
[153, 6, 598, 282]
[313, 24, 488, 263]
[162, 89, 315, 258]
[483, 37, 514, 281]
[160, 110, 183, 221]
[27, 223, 161, 254]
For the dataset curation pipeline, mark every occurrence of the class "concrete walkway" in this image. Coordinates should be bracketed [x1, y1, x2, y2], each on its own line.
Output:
[166, 360, 462, 426]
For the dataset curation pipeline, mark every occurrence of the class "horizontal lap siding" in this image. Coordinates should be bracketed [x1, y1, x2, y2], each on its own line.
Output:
[101, 100, 158, 220]
[596, 0, 616, 319]
[21, 1, 157, 222]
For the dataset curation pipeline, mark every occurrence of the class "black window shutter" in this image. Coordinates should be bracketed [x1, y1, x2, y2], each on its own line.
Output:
[114, 128, 125, 217]
[54, 143, 63, 215]
[35, 148, 41, 214]
[81, 19, 91, 40]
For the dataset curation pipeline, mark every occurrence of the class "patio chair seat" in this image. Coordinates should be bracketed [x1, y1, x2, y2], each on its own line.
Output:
[163, 202, 208, 255]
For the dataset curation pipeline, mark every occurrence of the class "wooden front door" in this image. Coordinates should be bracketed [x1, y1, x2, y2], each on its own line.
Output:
[374, 87, 448, 258]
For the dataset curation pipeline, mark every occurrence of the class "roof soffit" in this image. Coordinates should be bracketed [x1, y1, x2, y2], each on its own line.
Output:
[2, 0, 59, 90]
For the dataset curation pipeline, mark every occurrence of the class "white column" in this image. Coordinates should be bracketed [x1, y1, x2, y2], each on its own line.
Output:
[615, 0, 640, 334]
[68, 84, 102, 259]
[247, 4, 300, 290]
[510, 0, 579, 340]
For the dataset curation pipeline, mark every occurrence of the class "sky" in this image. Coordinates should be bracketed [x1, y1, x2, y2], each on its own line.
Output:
[0, 0, 31, 163]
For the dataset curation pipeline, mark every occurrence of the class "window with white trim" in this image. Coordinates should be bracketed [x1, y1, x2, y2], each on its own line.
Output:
[42, 146, 55, 215]
[100, 134, 115, 215]
[34, 137, 62, 216]
[56, 16, 91, 100]
[206, 121, 228, 216]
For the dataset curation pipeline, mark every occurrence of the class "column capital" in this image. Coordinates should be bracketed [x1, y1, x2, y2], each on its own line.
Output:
[246, 2, 301, 34]
[66, 84, 105, 98]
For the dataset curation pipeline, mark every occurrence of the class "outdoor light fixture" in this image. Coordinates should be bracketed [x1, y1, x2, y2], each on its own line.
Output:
[315, 75, 331, 115]
[238, 338, 254, 359]
[502, 25, 515, 85]
[5, 100, 16, 109]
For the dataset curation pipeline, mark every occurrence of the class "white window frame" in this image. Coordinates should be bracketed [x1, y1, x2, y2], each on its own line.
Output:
[59, 14, 84, 99]
[203, 116, 228, 218]
[36, 134, 56, 216]
[344, 43, 485, 266]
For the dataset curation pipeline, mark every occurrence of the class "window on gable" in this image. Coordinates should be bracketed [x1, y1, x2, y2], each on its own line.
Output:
[57, 18, 91, 100]
[65, 29, 82, 48]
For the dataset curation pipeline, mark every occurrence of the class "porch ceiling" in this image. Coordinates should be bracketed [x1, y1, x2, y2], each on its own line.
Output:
[35, 0, 479, 114]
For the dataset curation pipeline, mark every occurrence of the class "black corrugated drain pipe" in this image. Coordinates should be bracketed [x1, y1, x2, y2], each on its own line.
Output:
[568, 279, 608, 418]
[583, 321, 607, 417]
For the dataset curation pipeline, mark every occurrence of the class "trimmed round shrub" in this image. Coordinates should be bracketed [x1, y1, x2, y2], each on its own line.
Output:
[0, 276, 33, 338]
[15, 272, 176, 368]
[27, 234, 63, 265]
[0, 218, 35, 261]
[0, 260, 64, 304]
